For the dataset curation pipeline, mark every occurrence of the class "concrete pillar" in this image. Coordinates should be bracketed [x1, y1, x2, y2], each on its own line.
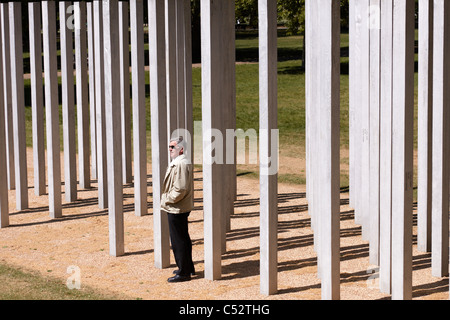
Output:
[9, 2, 28, 211]
[306, 0, 322, 264]
[130, 0, 148, 217]
[184, 0, 194, 167]
[184, 0, 196, 223]
[307, 0, 320, 255]
[391, 0, 414, 300]
[431, 0, 450, 278]
[87, 2, 97, 180]
[369, 0, 381, 266]
[201, 0, 224, 281]
[347, 0, 354, 209]
[379, 0, 393, 294]
[317, 0, 341, 300]
[223, 0, 236, 240]
[42, 1, 62, 219]
[360, 0, 371, 241]
[103, 0, 124, 257]
[217, 0, 235, 254]
[93, 0, 108, 209]
[28, 2, 46, 196]
[175, 0, 185, 131]
[0, 4, 14, 191]
[75, 1, 91, 190]
[417, 0, 433, 254]
[259, 0, 278, 296]
[165, 0, 177, 139]
[0, 12, 8, 228]
[60, 1, 77, 202]
[148, 0, 170, 269]
[119, 1, 132, 184]
[305, 0, 311, 203]
[349, 0, 370, 231]
[172, 0, 194, 148]
[305, 0, 313, 210]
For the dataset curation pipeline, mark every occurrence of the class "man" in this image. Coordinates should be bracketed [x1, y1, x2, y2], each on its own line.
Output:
[161, 137, 195, 282]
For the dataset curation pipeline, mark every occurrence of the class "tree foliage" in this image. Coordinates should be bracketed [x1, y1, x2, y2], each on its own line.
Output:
[234, 0, 350, 35]
[235, 0, 259, 27]
[190, 0, 350, 62]
[277, 0, 305, 35]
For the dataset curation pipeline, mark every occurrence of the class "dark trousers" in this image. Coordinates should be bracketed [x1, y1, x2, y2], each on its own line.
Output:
[168, 212, 195, 276]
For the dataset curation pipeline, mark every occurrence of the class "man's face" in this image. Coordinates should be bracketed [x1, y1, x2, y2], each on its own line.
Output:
[169, 141, 182, 160]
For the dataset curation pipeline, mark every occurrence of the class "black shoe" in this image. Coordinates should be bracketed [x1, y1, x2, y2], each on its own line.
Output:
[173, 269, 196, 276]
[167, 274, 191, 283]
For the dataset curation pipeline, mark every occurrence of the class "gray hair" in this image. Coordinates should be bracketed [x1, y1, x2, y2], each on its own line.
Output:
[170, 136, 187, 151]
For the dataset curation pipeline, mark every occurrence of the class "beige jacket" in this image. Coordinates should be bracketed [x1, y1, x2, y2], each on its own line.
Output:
[160, 154, 194, 214]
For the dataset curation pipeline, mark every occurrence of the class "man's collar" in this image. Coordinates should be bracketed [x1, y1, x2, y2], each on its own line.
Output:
[169, 154, 186, 167]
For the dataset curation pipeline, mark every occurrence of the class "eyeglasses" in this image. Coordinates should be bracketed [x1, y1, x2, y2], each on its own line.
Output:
[169, 145, 176, 150]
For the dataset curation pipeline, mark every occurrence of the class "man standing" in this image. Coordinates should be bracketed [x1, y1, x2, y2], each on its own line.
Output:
[161, 137, 195, 282]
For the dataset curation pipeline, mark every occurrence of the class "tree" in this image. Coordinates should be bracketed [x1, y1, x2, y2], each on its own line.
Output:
[277, 0, 305, 35]
[235, 0, 258, 28]
[234, 0, 349, 35]
[190, 0, 350, 63]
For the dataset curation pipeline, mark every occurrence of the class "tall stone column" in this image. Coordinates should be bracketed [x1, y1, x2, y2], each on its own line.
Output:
[9, 2, 28, 211]
[149, 0, 170, 269]
[60, 1, 77, 202]
[259, 0, 278, 296]
[184, 0, 194, 167]
[130, 0, 148, 217]
[369, 0, 381, 266]
[431, 0, 450, 278]
[28, 2, 46, 196]
[201, 0, 224, 281]
[306, 0, 320, 256]
[119, 1, 132, 185]
[42, 1, 62, 218]
[165, 0, 177, 140]
[103, 0, 124, 257]
[391, 0, 414, 300]
[417, 0, 433, 254]
[75, 1, 91, 190]
[223, 0, 236, 243]
[379, 0, 394, 295]
[87, 2, 97, 180]
[305, 0, 311, 204]
[316, 0, 341, 300]
[93, 0, 108, 209]
[175, 0, 185, 131]
[349, 0, 370, 232]
[0, 4, 14, 192]
[0, 12, 8, 228]
[359, 0, 371, 241]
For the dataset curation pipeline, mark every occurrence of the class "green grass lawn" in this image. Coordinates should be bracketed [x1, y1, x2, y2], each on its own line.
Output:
[0, 262, 123, 300]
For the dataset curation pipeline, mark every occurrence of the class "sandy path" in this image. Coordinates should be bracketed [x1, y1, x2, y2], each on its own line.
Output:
[0, 148, 447, 300]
